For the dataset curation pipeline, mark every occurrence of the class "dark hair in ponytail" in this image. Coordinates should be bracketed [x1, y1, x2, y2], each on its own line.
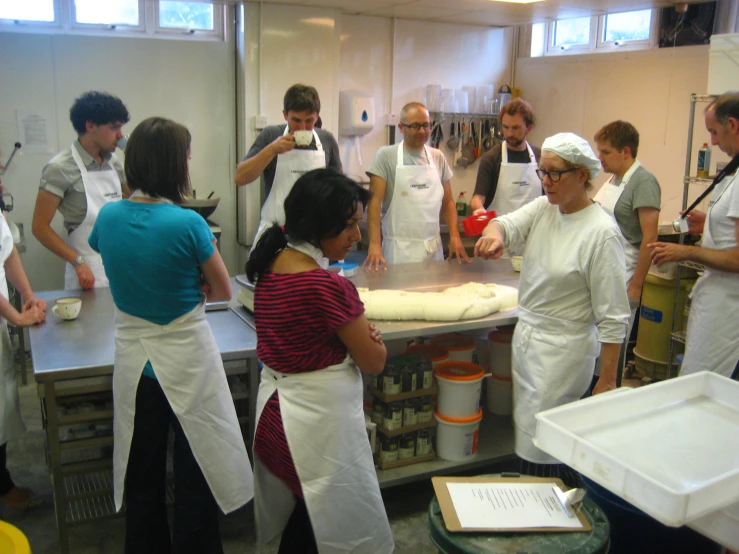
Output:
[246, 167, 370, 282]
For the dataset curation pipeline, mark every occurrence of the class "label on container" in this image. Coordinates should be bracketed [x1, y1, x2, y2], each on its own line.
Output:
[416, 436, 432, 456]
[403, 406, 417, 426]
[640, 306, 663, 324]
[422, 370, 433, 389]
[383, 409, 402, 431]
[379, 447, 398, 464]
[383, 375, 401, 395]
[463, 429, 480, 457]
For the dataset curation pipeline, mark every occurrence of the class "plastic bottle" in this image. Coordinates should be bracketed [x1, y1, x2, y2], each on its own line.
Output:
[456, 192, 467, 216]
[697, 143, 711, 178]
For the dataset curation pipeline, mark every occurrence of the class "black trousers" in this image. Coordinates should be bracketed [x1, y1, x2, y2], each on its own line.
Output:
[278, 497, 318, 554]
[125, 375, 222, 554]
[0, 442, 15, 496]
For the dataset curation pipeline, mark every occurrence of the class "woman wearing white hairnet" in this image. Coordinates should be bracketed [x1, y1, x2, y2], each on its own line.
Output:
[475, 132, 630, 479]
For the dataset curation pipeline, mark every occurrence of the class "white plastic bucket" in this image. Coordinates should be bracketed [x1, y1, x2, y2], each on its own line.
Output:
[435, 409, 483, 461]
[486, 375, 512, 416]
[434, 362, 484, 418]
[431, 333, 475, 363]
[488, 328, 513, 378]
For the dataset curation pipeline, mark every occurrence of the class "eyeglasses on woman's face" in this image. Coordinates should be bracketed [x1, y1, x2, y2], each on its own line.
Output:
[535, 167, 579, 183]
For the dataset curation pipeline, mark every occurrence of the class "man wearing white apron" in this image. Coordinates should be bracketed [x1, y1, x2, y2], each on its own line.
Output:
[364, 102, 469, 270]
[0, 192, 46, 509]
[33, 91, 129, 290]
[594, 121, 661, 380]
[235, 84, 342, 245]
[650, 93, 739, 379]
[471, 98, 542, 220]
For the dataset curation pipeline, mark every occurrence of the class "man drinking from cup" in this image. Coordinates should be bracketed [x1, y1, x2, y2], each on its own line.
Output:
[234, 84, 342, 246]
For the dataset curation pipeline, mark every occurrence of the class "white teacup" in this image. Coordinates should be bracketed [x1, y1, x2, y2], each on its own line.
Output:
[293, 130, 313, 147]
[52, 297, 82, 320]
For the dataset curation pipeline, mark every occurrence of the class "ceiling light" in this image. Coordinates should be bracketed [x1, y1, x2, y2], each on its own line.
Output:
[489, 0, 544, 4]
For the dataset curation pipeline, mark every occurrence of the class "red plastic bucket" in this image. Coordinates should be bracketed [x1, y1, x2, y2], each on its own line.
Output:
[462, 210, 497, 237]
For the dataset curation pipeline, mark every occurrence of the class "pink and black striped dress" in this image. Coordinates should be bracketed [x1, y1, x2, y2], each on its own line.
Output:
[253, 269, 365, 497]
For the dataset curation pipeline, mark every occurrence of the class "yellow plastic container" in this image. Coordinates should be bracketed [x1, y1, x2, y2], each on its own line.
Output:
[634, 274, 695, 364]
[0, 521, 31, 554]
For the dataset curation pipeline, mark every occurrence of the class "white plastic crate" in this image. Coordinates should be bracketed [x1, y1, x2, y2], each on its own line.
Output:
[689, 500, 739, 550]
[534, 372, 739, 527]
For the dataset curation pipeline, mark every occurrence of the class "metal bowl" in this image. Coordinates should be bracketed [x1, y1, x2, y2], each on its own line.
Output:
[180, 198, 220, 220]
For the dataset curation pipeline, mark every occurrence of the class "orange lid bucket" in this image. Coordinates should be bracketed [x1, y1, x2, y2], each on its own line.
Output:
[430, 333, 475, 352]
[434, 361, 485, 382]
[434, 408, 483, 424]
[405, 344, 449, 362]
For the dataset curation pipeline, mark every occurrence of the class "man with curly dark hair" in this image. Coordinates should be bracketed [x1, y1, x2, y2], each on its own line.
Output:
[32, 91, 130, 290]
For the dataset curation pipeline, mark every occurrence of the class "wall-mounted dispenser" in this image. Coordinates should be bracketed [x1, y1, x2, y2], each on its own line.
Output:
[339, 90, 374, 137]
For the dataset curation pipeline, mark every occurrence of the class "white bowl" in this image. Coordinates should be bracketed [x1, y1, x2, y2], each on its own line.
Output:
[511, 256, 523, 272]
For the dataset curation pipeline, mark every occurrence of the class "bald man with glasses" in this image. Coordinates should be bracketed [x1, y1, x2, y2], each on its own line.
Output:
[363, 102, 469, 270]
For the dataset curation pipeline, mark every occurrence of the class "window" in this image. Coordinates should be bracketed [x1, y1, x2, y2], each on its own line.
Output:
[539, 9, 657, 56]
[74, 0, 141, 27]
[0, 0, 225, 40]
[0, 0, 55, 22]
[159, 1, 214, 31]
[553, 17, 591, 48]
[603, 10, 652, 42]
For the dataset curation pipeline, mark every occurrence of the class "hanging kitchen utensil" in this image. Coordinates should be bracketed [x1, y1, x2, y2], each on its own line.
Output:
[447, 119, 459, 151]
[471, 121, 479, 159]
[482, 120, 492, 152]
[453, 120, 463, 166]
[457, 121, 476, 168]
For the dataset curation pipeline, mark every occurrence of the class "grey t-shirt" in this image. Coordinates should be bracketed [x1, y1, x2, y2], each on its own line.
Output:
[40, 141, 126, 234]
[612, 165, 661, 247]
[243, 124, 342, 198]
[473, 142, 541, 209]
[366, 144, 453, 212]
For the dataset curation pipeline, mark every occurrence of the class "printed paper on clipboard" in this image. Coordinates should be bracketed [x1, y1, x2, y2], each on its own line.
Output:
[432, 476, 591, 533]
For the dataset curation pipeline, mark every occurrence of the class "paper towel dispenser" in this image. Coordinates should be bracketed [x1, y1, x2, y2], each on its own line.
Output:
[339, 90, 374, 136]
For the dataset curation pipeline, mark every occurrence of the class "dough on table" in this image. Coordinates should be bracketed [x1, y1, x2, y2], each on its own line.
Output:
[357, 282, 518, 322]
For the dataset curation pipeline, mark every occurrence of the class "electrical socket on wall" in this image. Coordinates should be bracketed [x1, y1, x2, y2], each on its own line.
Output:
[255, 115, 268, 129]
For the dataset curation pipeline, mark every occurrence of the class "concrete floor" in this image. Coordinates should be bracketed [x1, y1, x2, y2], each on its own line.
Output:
[1, 369, 517, 554]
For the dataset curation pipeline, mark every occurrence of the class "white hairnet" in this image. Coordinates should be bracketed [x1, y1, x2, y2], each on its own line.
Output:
[541, 132, 601, 180]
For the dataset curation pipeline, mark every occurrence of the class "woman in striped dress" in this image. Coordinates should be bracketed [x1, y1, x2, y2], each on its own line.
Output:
[246, 168, 394, 554]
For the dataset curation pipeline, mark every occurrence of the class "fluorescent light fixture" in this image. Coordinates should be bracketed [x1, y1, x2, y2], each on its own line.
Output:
[301, 17, 335, 27]
[489, 0, 544, 4]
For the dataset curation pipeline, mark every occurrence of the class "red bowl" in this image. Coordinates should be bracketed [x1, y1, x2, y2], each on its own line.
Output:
[462, 210, 497, 237]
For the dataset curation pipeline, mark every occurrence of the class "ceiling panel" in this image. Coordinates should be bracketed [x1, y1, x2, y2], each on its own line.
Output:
[359, 5, 477, 20]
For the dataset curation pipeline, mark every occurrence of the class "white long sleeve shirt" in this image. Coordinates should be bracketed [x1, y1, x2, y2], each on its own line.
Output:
[495, 196, 630, 344]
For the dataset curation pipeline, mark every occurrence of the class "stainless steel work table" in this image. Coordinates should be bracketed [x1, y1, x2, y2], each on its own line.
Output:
[236, 257, 520, 488]
[29, 283, 258, 554]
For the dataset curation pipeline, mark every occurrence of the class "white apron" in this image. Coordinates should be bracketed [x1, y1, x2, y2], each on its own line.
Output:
[253, 241, 393, 553]
[490, 142, 542, 215]
[513, 307, 598, 464]
[382, 143, 444, 264]
[65, 143, 122, 290]
[112, 301, 254, 514]
[0, 214, 24, 446]
[253, 128, 325, 246]
[593, 160, 642, 282]
[680, 175, 739, 378]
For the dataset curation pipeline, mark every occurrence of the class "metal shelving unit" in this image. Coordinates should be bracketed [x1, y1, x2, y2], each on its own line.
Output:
[667, 93, 716, 377]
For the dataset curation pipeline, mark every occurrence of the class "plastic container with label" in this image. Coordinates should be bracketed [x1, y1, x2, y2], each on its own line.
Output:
[435, 409, 482, 461]
[430, 333, 475, 363]
[434, 361, 484, 418]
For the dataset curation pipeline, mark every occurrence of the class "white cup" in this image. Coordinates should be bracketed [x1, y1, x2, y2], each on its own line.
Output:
[52, 297, 82, 320]
[293, 130, 313, 146]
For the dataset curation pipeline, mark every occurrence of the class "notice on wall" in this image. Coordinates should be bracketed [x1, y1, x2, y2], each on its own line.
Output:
[445, 482, 585, 529]
[16, 110, 55, 155]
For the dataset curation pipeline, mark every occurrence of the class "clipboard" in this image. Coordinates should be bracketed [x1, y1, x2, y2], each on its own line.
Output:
[432, 476, 592, 533]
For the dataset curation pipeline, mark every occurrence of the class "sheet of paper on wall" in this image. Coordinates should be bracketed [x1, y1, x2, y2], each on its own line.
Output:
[16, 109, 56, 155]
[446, 482, 585, 529]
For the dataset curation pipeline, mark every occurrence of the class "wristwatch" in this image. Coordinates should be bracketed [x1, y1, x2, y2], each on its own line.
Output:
[72, 255, 85, 267]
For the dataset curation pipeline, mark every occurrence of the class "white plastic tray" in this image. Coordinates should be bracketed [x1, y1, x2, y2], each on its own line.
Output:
[534, 372, 739, 527]
[689, 500, 739, 550]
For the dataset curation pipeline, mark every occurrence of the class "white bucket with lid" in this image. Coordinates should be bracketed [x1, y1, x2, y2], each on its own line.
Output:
[431, 333, 475, 363]
[486, 375, 512, 416]
[488, 328, 513, 378]
[434, 361, 484, 418]
[435, 409, 483, 461]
